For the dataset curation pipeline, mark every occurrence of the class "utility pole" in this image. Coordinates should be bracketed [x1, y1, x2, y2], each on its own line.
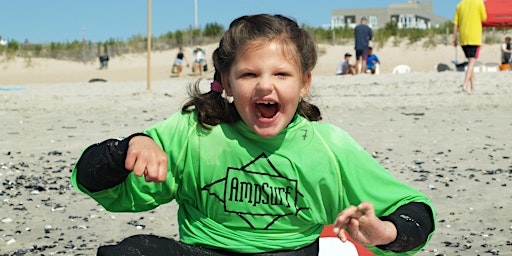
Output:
[147, 0, 152, 90]
[82, 28, 86, 63]
[82, 28, 86, 43]
[194, 0, 198, 29]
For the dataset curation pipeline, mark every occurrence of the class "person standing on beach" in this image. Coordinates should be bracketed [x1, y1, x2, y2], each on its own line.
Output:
[99, 54, 109, 70]
[452, 0, 487, 93]
[172, 47, 188, 77]
[192, 46, 206, 76]
[72, 14, 435, 255]
[354, 17, 373, 74]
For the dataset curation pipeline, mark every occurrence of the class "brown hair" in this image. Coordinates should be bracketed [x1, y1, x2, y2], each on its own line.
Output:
[182, 14, 321, 130]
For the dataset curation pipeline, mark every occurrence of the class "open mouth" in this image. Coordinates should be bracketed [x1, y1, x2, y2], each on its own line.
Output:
[255, 101, 279, 119]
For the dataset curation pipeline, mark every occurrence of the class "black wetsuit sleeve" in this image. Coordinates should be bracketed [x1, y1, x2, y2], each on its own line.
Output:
[377, 202, 434, 253]
[75, 133, 151, 192]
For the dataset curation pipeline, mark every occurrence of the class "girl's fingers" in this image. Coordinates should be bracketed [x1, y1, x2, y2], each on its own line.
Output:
[348, 218, 360, 236]
[132, 157, 147, 177]
[333, 205, 357, 234]
[144, 159, 167, 182]
[125, 150, 137, 171]
[155, 162, 167, 182]
[333, 203, 371, 235]
[336, 228, 348, 242]
[123, 135, 168, 182]
[357, 201, 374, 213]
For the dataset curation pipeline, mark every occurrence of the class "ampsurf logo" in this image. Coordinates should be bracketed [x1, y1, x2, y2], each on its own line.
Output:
[201, 153, 309, 229]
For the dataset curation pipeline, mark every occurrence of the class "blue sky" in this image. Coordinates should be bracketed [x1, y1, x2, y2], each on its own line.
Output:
[1, 0, 461, 43]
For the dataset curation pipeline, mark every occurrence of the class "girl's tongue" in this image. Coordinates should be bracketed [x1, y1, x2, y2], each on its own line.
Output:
[256, 102, 278, 118]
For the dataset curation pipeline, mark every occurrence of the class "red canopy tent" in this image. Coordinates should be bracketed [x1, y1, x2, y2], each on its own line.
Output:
[482, 0, 512, 27]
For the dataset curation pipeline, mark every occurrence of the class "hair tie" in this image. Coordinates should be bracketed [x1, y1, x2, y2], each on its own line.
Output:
[210, 80, 223, 93]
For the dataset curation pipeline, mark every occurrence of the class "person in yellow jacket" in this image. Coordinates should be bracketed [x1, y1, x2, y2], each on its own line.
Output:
[453, 0, 487, 93]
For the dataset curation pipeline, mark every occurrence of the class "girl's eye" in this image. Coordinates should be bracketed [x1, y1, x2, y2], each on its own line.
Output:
[242, 73, 255, 78]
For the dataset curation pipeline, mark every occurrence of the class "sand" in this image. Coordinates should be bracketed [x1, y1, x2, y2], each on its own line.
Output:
[1, 42, 511, 255]
[1, 41, 505, 84]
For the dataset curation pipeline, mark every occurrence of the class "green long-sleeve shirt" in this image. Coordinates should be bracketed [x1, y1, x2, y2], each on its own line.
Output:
[72, 111, 435, 254]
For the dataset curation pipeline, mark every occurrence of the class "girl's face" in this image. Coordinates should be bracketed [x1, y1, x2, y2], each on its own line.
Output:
[222, 41, 311, 138]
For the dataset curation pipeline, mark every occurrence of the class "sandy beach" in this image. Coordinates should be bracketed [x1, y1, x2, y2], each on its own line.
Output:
[1, 43, 511, 255]
[0, 41, 505, 84]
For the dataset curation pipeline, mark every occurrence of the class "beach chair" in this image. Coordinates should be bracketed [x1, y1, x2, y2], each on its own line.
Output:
[320, 225, 375, 256]
[473, 61, 483, 72]
[364, 63, 380, 75]
[484, 62, 499, 72]
[392, 64, 411, 74]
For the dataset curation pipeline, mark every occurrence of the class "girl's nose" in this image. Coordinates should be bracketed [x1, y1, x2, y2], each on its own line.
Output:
[256, 75, 273, 92]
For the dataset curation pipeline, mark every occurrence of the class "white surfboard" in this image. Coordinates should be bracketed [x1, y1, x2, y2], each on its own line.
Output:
[319, 237, 359, 256]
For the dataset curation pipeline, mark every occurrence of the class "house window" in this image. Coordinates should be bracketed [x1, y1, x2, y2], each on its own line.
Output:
[398, 14, 416, 28]
[368, 16, 378, 28]
[332, 16, 345, 28]
[390, 15, 399, 23]
[346, 15, 356, 26]
[337, 17, 345, 26]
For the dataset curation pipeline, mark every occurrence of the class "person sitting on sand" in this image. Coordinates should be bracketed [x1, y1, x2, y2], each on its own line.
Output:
[72, 14, 435, 256]
[336, 53, 356, 75]
[501, 36, 511, 66]
[366, 47, 380, 74]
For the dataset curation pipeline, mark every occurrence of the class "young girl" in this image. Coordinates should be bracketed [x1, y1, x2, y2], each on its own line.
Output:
[172, 47, 188, 77]
[193, 46, 206, 76]
[72, 14, 435, 255]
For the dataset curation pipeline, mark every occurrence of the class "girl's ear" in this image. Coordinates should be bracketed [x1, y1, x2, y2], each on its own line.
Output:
[300, 73, 312, 98]
[221, 73, 233, 96]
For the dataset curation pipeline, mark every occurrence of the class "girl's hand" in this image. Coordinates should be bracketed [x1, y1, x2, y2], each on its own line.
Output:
[332, 201, 397, 246]
[125, 135, 168, 182]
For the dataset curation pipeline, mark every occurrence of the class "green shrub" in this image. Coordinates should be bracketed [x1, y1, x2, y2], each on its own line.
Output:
[175, 30, 183, 46]
[5, 21, 508, 63]
[203, 22, 224, 37]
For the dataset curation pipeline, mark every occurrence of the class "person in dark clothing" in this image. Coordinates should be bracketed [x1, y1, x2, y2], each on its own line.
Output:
[354, 17, 373, 74]
[172, 47, 188, 77]
[99, 55, 109, 70]
[501, 36, 511, 65]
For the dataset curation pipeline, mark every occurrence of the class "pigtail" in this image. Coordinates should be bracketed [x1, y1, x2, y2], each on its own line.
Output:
[182, 69, 239, 130]
[297, 100, 322, 121]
